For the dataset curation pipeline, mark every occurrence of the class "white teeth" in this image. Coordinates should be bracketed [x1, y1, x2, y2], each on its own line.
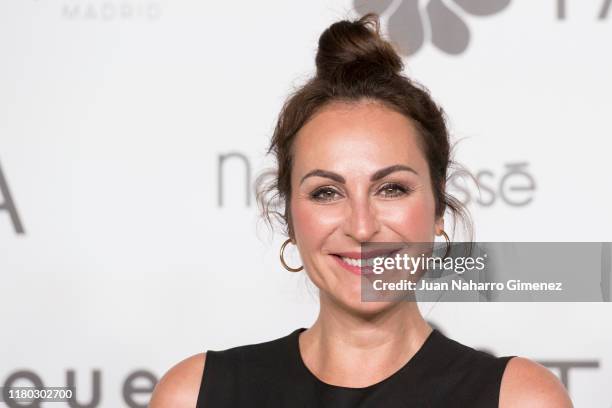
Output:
[340, 256, 378, 267]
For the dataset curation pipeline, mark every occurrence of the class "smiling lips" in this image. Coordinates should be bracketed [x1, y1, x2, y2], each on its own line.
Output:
[331, 248, 403, 276]
[332, 254, 377, 275]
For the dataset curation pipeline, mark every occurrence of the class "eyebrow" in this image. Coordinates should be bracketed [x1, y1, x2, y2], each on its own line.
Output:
[299, 164, 418, 185]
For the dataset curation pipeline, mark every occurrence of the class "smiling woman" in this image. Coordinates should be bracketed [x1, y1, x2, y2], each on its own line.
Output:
[149, 13, 572, 408]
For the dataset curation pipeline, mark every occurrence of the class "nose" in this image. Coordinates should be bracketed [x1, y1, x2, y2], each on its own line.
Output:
[342, 196, 381, 243]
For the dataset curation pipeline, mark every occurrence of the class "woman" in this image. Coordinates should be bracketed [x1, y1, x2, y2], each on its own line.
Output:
[150, 14, 572, 407]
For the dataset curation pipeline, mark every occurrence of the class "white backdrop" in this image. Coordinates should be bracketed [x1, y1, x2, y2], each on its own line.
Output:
[1, 0, 611, 406]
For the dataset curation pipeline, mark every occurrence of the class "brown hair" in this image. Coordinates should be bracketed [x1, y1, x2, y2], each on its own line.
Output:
[256, 13, 471, 241]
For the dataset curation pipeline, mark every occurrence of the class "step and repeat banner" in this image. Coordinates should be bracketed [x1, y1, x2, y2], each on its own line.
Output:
[1, 0, 611, 406]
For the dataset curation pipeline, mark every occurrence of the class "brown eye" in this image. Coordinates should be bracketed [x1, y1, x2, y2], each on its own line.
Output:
[310, 187, 342, 202]
[378, 183, 411, 198]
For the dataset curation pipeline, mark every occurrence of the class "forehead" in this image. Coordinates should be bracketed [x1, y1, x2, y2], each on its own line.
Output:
[292, 101, 428, 177]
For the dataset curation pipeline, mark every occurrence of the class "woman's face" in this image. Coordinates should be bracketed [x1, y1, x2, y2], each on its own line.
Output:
[290, 101, 443, 313]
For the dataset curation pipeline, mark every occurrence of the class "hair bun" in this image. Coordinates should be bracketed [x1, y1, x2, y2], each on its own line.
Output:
[315, 13, 403, 83]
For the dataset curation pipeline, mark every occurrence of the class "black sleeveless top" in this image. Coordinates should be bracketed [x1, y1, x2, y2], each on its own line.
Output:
[196, 328, 514, 407]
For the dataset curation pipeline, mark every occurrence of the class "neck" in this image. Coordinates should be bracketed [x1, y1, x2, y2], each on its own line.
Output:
[298, 292, 432, 388]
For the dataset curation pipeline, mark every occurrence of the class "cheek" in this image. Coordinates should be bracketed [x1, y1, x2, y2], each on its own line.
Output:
[291, 198, 342, 246]
[380, 196, 437, 239]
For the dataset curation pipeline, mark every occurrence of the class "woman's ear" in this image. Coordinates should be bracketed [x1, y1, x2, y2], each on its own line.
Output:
[435, 217, 445, 236]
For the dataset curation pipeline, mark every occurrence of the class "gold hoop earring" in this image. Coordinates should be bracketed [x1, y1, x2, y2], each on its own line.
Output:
[280, 238, 303, 272]
[439, 230, 451, 260]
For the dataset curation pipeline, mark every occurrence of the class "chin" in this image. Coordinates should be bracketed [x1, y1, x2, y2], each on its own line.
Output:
[332, 289, 400, 317]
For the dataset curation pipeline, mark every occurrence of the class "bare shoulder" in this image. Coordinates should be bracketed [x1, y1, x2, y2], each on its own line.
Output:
[149, 352, 206, 408]
[499, 356, 573, 408]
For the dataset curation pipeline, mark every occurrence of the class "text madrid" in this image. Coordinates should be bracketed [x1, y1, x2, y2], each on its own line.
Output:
[372, 279, 563, 291]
